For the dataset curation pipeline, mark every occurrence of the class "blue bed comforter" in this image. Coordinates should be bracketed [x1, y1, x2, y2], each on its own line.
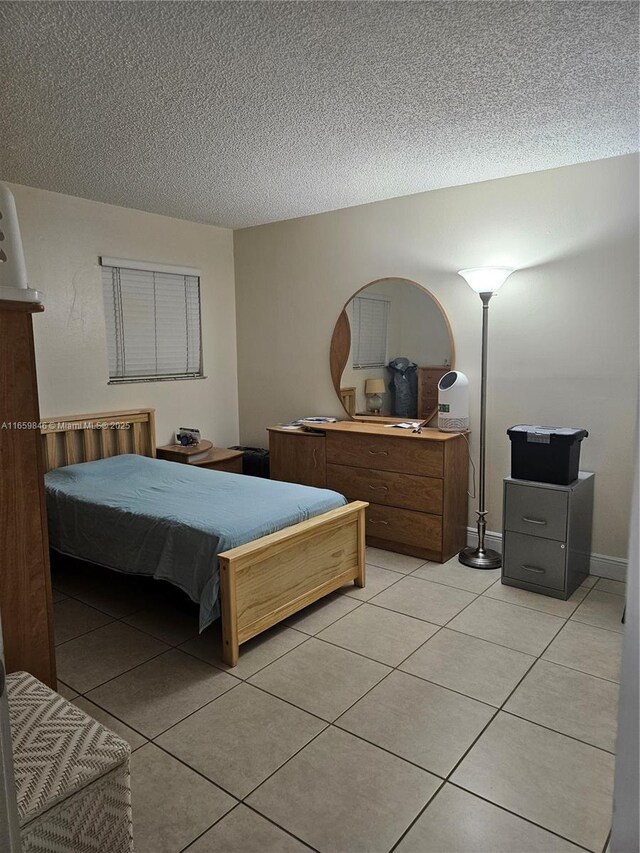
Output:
[45, 454, 347, 630]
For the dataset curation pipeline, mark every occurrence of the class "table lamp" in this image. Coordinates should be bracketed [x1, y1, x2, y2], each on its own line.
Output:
[365, 378, 385, 414]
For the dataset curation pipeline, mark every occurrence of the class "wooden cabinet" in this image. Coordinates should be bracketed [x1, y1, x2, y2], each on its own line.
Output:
[268, 429, 326, 488]
[0, 300, 56, 687]
[417, 366, 449, 420]
[268, 421, 468, 562]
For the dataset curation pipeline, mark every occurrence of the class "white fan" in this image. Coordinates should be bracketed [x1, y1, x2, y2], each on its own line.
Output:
[0, 183, 42, 303]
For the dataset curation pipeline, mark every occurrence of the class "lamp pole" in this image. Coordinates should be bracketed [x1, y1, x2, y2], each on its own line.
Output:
[457, 267, 514, 570]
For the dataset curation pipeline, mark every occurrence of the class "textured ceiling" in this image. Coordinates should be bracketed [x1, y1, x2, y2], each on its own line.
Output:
[0, 1, 637, 228]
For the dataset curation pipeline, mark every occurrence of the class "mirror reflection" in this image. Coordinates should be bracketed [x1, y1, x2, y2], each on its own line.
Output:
[333, 278, 454, 420]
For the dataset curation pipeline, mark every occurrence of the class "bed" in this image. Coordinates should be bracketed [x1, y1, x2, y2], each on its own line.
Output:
[41, 409, 367, 665]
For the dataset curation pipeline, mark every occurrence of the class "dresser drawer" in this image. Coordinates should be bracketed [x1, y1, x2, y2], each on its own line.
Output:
[504, 482, 568, 542]
[503, 531, 566, 590]
[201, 457, 243, 474]
[326, 432, 443, 477]
[365, 503, 442, 552]
[327, 463, 443, 514]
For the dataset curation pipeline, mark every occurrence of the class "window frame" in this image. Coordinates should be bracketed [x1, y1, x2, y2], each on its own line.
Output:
[100, 256, 205, 385]
[351, 294, 390, 369]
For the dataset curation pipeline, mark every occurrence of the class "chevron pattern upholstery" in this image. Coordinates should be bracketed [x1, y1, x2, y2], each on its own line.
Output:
[7, 671, 133, 852]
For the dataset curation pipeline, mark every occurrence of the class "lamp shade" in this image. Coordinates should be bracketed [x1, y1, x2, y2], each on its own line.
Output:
[365, 378, 385, 395]
[458, 267, 514, 294]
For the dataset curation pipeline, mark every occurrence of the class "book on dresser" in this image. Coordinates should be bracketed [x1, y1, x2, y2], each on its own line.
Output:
[267, 421, 469, 562]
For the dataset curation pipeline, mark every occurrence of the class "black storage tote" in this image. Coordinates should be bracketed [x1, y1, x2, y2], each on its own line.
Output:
[507, 425, 588, 485]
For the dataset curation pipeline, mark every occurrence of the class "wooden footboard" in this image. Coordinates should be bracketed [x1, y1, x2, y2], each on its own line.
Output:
[218, 501, 367, 666]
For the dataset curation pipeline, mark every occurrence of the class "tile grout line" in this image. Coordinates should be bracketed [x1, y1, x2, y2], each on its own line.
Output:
[176, 629, 314, 681]
[241, 580, 495, 737]
[386, 780, 446, 853]
[153, 721, 332, 826]
[213, 576, 509, 847]
[178, 799, 244, 853]
[70, 632, 334, 746]
[365, 556, 430, 575]
[499, 707, 617, 755]
[53, 563, 616, 853]
[238, 801, 320, 852]
[420, 600, 617, 851]
[86, 673, 242, 743]
[537, 656, 621, 685]
[480, 588, 586, 618]
[178, 798, 320, 853]
[58, 569, 583, 756]
[446, 781, 596, 853]
[387, 580, 606, 853]
[60, 643, 178, 696]
[412, 586, 608, 842]
[389, 775, 596, 853]
[569, 617, 625, 636]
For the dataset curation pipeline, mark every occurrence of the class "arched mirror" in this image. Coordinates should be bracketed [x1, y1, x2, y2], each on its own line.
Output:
[330, 277, 455, 422]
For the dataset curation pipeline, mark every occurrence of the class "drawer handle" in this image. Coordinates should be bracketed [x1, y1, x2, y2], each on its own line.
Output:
[368, 449, 389, 456]
[369, 485, 389, 492]
[369, 519, 389, 525]
[521, 564, 546, 574]
[522, 516, 547, 526]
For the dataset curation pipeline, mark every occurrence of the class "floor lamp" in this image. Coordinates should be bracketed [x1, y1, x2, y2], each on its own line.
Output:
[458, 266, 515, 570]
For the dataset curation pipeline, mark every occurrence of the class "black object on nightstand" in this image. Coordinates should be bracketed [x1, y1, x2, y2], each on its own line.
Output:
[501, 473, 594, 601]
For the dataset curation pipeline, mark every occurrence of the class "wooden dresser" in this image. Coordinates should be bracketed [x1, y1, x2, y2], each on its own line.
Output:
[417, 366, 449, 420]
[0, 300, 56, 687]
[268, 422, 468, 562]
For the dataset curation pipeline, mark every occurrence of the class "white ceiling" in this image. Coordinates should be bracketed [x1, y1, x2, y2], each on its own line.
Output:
[0, 2, 637, 229]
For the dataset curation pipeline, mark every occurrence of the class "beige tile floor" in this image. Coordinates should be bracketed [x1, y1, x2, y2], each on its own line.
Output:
[49, 553, 624, 853]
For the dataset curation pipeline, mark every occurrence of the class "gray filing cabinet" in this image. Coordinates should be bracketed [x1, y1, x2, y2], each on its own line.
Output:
[502, 473, 594, 600]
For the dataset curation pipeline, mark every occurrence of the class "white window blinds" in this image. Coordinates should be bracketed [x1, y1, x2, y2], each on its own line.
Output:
[101, 261, 203, 382]
[352, 296, 389, 368]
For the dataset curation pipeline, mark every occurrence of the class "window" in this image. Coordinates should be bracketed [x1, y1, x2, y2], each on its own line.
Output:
[351, 295, 389, 368]
[101, 257, 203, 383]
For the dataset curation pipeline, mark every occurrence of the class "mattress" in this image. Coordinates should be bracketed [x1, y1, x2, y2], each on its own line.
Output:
[45, 453, 347, 630]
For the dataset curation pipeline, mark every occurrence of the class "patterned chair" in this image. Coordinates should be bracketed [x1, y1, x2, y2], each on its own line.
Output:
[7, 671, 133, 852]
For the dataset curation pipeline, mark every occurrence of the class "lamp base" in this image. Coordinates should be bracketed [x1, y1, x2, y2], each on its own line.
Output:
[366, 393, 383, 414]
[458, 546, 502, 570]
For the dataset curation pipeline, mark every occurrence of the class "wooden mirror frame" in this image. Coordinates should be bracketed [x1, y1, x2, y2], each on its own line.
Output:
[330, 277, 455, 423]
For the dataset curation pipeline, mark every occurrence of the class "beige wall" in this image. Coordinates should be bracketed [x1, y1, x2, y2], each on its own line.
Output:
[234, 154, 639, 559]
[8, 183, 239, 447]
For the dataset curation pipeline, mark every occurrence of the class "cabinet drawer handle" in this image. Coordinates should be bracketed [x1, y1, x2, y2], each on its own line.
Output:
[369, 485, 389, 492]
[522, 516, 547, 526]
[369, 519, 389, 525]
[368, 449, 388, 456]
[521, 564, 546, 574]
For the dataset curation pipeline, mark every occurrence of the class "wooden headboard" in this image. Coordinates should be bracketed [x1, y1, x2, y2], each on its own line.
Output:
[40, 408, 156, 473]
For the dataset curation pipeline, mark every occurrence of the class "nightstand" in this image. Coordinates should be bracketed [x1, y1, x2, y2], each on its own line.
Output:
[157, 441, 243, 473]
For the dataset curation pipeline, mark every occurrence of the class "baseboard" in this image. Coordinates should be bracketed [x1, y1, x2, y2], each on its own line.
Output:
[587, 552, 628, 581]
[465, 527, 504, 554]
[465, 527, 628, 582]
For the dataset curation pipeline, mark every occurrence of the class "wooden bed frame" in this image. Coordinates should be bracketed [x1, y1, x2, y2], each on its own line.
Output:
[40, 408, 367, 666]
